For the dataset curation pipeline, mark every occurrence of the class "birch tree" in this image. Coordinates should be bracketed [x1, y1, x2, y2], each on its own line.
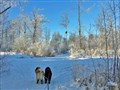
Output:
[108, 0, 119, 82]
[60, 12, 69, 39]
[32, 9, 43, 43]
[78, 0, 82, 49]
[102, 5, 110, 82]
[0, 0, 9, 50]
[60, 12, 69, 51]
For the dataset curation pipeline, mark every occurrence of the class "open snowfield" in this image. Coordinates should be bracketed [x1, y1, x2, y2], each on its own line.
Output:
[0, 52, 109, 90]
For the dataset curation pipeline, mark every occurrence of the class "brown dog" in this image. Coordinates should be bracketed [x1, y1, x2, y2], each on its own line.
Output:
[35, 67, 44, 84]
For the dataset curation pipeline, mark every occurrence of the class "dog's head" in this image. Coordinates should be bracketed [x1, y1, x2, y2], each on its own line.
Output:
[35, 67, 40, 73]
[45, 67, 51, 71]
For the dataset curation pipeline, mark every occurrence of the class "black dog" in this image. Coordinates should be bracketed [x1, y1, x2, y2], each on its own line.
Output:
[45, 67, 52, 84]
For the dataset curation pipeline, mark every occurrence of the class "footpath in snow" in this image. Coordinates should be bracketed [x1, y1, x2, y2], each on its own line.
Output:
[0, 52, 107, 90]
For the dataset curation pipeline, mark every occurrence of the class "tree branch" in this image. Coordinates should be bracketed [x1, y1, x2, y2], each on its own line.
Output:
[0, 6, 11, 14]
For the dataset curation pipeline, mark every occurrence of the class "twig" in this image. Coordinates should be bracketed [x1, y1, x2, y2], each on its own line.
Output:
[0, 6, 11, 14]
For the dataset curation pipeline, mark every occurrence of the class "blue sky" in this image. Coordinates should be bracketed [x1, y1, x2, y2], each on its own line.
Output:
[8, 0, 110, 37]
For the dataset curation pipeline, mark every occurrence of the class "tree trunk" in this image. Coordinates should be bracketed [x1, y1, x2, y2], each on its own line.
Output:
[78, 0, 82, 49]
[103, 8, 109, 81]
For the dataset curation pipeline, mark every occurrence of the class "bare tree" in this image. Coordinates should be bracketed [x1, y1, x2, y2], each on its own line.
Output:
[117, 1, 120, 89]
[60, 12, 69, 50]
[78, 0, 82, 49]
[32, 9, 43, 43]
[60, 12, 69, 41]
[44, 27, 50, 44]
[77, 0, 94, 50]
[102, 5, 110, 83]
[109, 0, 119, 82]
[0, 0, 28, 51]
[0, 1, 9, 50]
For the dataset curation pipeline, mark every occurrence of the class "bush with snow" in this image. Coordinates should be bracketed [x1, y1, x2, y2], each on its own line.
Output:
[71, 62, 89, 87]
[0, 53, 10, 73]
[26, 42, 55, 57]
[42, 45, 55, 57]
[107, 81, 119, 90]
[13, 36, 26, 52]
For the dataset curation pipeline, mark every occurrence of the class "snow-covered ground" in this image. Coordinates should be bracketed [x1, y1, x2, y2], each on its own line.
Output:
[0, 52, 114, 90]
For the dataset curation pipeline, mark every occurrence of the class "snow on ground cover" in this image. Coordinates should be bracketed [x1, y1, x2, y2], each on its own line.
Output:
[0, 52, 113, 90]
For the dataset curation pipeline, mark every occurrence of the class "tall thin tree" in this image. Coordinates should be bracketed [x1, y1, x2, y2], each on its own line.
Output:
[78, 0, 82, 49]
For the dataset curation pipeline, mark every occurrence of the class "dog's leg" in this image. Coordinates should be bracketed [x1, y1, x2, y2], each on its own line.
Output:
[37, 79, 39, 84]
[41, 79, 43, 84]
[48, 78, 50, 84]
[48, 76, 51, 84]
[45, 77, 47, 84]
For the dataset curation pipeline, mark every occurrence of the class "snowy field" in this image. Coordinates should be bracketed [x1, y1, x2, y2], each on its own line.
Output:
[0, 52, 110, 90]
